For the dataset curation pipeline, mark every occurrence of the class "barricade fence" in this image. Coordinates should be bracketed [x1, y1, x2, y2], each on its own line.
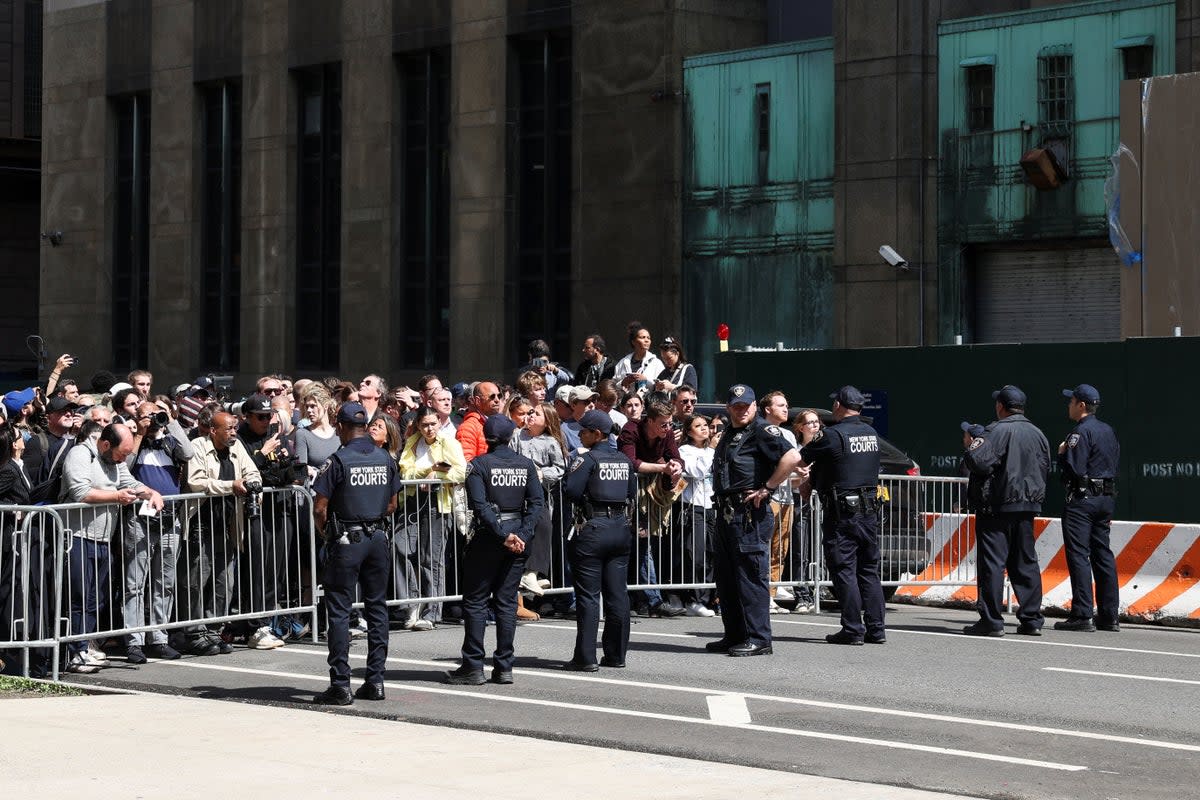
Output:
[2, 475, 976, 680]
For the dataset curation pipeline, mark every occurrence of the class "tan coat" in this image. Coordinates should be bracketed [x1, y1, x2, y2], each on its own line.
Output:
[184, 436, 262, 548]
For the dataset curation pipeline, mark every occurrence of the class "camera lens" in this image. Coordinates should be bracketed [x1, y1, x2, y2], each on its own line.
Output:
[152, 411, 170, 427]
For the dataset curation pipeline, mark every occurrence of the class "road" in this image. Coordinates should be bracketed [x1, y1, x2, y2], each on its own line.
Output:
[64, 605, 1200, 800]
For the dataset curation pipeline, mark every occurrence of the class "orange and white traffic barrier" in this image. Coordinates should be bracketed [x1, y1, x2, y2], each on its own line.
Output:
[894, 514, 1200, 625]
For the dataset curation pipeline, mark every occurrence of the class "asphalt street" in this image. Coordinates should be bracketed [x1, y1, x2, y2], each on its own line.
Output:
[63, 604, 1200, 800]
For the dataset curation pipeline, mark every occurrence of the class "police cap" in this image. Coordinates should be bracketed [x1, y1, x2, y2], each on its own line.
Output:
[483, 413, 516, 441]
[578, 409, 613, 432]
[1062, 384, 1100, 404]
[726, 384, 756, 405]
[337, 402, 369, 425]
[829, 385, 866, 408]
[960, 420, 986, 438]
[991, 384, 1027, 409]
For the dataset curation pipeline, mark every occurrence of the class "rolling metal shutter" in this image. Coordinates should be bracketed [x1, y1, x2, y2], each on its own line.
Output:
[975, 247, 1120, 343]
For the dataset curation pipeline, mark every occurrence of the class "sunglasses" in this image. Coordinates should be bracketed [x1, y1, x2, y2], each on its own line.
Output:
[678, 398, 696, 405]
[484, 393, 501, 401]
[262, 387, 284, 396]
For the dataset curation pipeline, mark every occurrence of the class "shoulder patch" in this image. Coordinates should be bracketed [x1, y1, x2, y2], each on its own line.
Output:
[569, 456, 586, 473]
[763, 425, 783, 437]
[463, 461, 474, 477]
[1066, 433, 1081, 448]
[315, 460, 332, 478]
[968, 437, 984, 451]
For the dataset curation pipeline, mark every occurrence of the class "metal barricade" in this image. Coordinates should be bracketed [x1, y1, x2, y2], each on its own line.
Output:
[0, 505, 66, 679]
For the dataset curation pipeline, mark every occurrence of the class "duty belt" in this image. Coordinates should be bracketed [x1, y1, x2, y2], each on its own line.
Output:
[496, 511, 524, 522]
[1069, 476, 1115, 498]
[587, 505, 627, 519]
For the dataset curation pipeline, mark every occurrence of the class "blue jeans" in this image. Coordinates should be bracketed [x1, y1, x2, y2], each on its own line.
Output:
[68, 538, 111, 658]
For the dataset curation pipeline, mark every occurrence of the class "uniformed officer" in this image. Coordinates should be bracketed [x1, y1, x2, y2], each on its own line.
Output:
[961, 384, 1051, 637]
[706, 384, 801, 657]
[446, 414, 544, 685]
[311, 402, 400, 705]
[1054, 384, 1121, 633]
[801, 386, 886, 645]
[562, 409, 638, 671]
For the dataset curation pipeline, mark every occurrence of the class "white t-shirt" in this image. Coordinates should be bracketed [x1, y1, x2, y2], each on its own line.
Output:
[679, 443, 715, 509]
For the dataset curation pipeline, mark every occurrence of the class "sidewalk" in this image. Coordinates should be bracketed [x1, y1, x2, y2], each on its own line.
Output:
[1, 691, 980, 799]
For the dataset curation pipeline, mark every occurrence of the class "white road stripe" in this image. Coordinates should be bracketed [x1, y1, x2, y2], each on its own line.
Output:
[771, 618, 1200, 659]
[538, 623, 695, 639]
[1044, 667, 1200, 686]
[256, 646, 1200, 754]
[706, 694, 751, 724]
[161, 659, 1086, 772]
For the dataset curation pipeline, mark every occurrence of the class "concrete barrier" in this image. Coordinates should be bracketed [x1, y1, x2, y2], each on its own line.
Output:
[894, 514, 1200, 627]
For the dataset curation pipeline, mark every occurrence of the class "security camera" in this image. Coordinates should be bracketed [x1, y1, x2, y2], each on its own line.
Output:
[879, 245, 908, 270]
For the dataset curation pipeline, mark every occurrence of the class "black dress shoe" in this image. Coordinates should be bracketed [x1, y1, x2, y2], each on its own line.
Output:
[125, 645, 147, 665]
[728, 641, 773, 657]
[1053, 617, 1096, 632]
[632, 603, 650, 618]
[1096, 620, 1120, 632]
[704, 639, 734, 653]
[1016, 623, 1042, 636]
[491, 670, 513, 685]
[563, 660, 599, 672]
[649, 602, 685, 618]
[599, 657, 626, 668]
[313, 686, 353, 706]
[143, 643, 181, 660]
[962, 622, 1004, 637]
[354, 682, 385, 701]
[444, 666, 486, 685]
[826, 631, 865, 646]
[864, 633, 887, 645]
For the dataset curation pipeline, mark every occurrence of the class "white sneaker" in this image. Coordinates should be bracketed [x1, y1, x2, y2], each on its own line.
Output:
[769, 600, 788, 614]
[685, 601, 715, 618]
[519, 571, 545, 596]
[792, 602, 813, 614]
[410, 619, 434, 631]
[66, 653, 100, 674]
[537, 578, 552, 589]
[85, 642, 109, 666]
[247, 626, 285, 650]
[402, 608, 419, 630]
[775, 586, 795, 601]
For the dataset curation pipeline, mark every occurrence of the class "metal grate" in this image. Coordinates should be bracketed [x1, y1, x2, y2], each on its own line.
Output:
[23, 0, 42, 138]
[1037, 46, 1073, 139]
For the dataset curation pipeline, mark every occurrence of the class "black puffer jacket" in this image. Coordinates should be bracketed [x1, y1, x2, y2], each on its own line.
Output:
[962, 414, 1051, 514]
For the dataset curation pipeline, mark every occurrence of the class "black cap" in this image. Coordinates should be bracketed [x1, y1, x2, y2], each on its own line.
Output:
[483, 414, 516, 441]
[1062, 384, 1100, 404]
[960, 420, 986, 438]
[991, 385, 1027, 409]
[578, 409, 614, 432]
[336, 402, 368, 425]
[726, 384, 756, 405]
[829, 385, 866, 407]
[46, 396, 81, 414]
[241, 394, 273, 415]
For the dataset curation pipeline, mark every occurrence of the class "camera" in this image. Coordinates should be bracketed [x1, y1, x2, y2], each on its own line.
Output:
[222, 399, 246, 416]
[879, 245, 908, 270]
[244, 478, 264, 519]
[151, 410, 170, 428]
[532, 357, 550, 369]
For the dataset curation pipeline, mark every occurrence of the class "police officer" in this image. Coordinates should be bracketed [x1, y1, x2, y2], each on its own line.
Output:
[802, 386, 887, 645]
[706, 384, 801, 657]
[562, 409, 638, 671]
[1054, 384, 1121, 633]
[961, 385, 1051, 637]
[311, 402, 399, 705]
[446, 414, 544, 685]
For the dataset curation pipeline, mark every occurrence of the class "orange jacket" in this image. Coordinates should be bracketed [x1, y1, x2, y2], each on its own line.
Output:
[456, 410, 487, 462]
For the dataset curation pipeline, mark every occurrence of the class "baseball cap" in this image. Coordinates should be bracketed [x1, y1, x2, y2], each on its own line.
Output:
[483, 413, 516, 441]
[829, 386, 866, 407]
[554, 384, 574, 404]
[172, 383, 193, 397]
[336, 402, 369, 425]
[450, 381, 470, 400]
[726, 384, 756, 405]
[960, 421, 986, 438]
[568, 385, 598, 403]
[3, 388, 36, 417]
[241, 394, 273, 415]
[991, 384, 1027, 409]
[107, 382, 133, 395]
[578, 409, 614, 432]
[1062, 384, 1100, 404]
[46, 395, 80, 414]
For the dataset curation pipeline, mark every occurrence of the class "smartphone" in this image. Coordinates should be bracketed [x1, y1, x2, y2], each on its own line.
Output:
[268, 422, 281, 437]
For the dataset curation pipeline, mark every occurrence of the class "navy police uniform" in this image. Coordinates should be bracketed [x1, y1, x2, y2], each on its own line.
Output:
[1057, 384, 1120, 631]
[312, 403, 399, 702]
[962, 385, 1051, 636]
[563, 410, 638, 668]
[710, 385, 794, 655]
[451, 415, 544, 684]
[801, 386, 886, 644]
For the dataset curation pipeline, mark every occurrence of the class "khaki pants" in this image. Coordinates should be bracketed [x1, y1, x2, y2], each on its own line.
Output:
[768, 500, 794, 595]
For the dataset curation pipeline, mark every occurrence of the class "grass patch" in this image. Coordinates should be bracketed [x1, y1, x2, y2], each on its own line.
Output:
[0, 675, 86, 697]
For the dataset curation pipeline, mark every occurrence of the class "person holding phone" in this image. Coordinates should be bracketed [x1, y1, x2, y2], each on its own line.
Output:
[613, 322, 664, 396]
[398, 407, 466, 630]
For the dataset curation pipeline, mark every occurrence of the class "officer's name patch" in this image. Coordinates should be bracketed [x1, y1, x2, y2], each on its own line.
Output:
[598, 463, 629, 481]
[848, 435, 879, 453]
[490, 468, 528, 487]
[1067, 433, 1081, 448]
[348, 465, 391, 486]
